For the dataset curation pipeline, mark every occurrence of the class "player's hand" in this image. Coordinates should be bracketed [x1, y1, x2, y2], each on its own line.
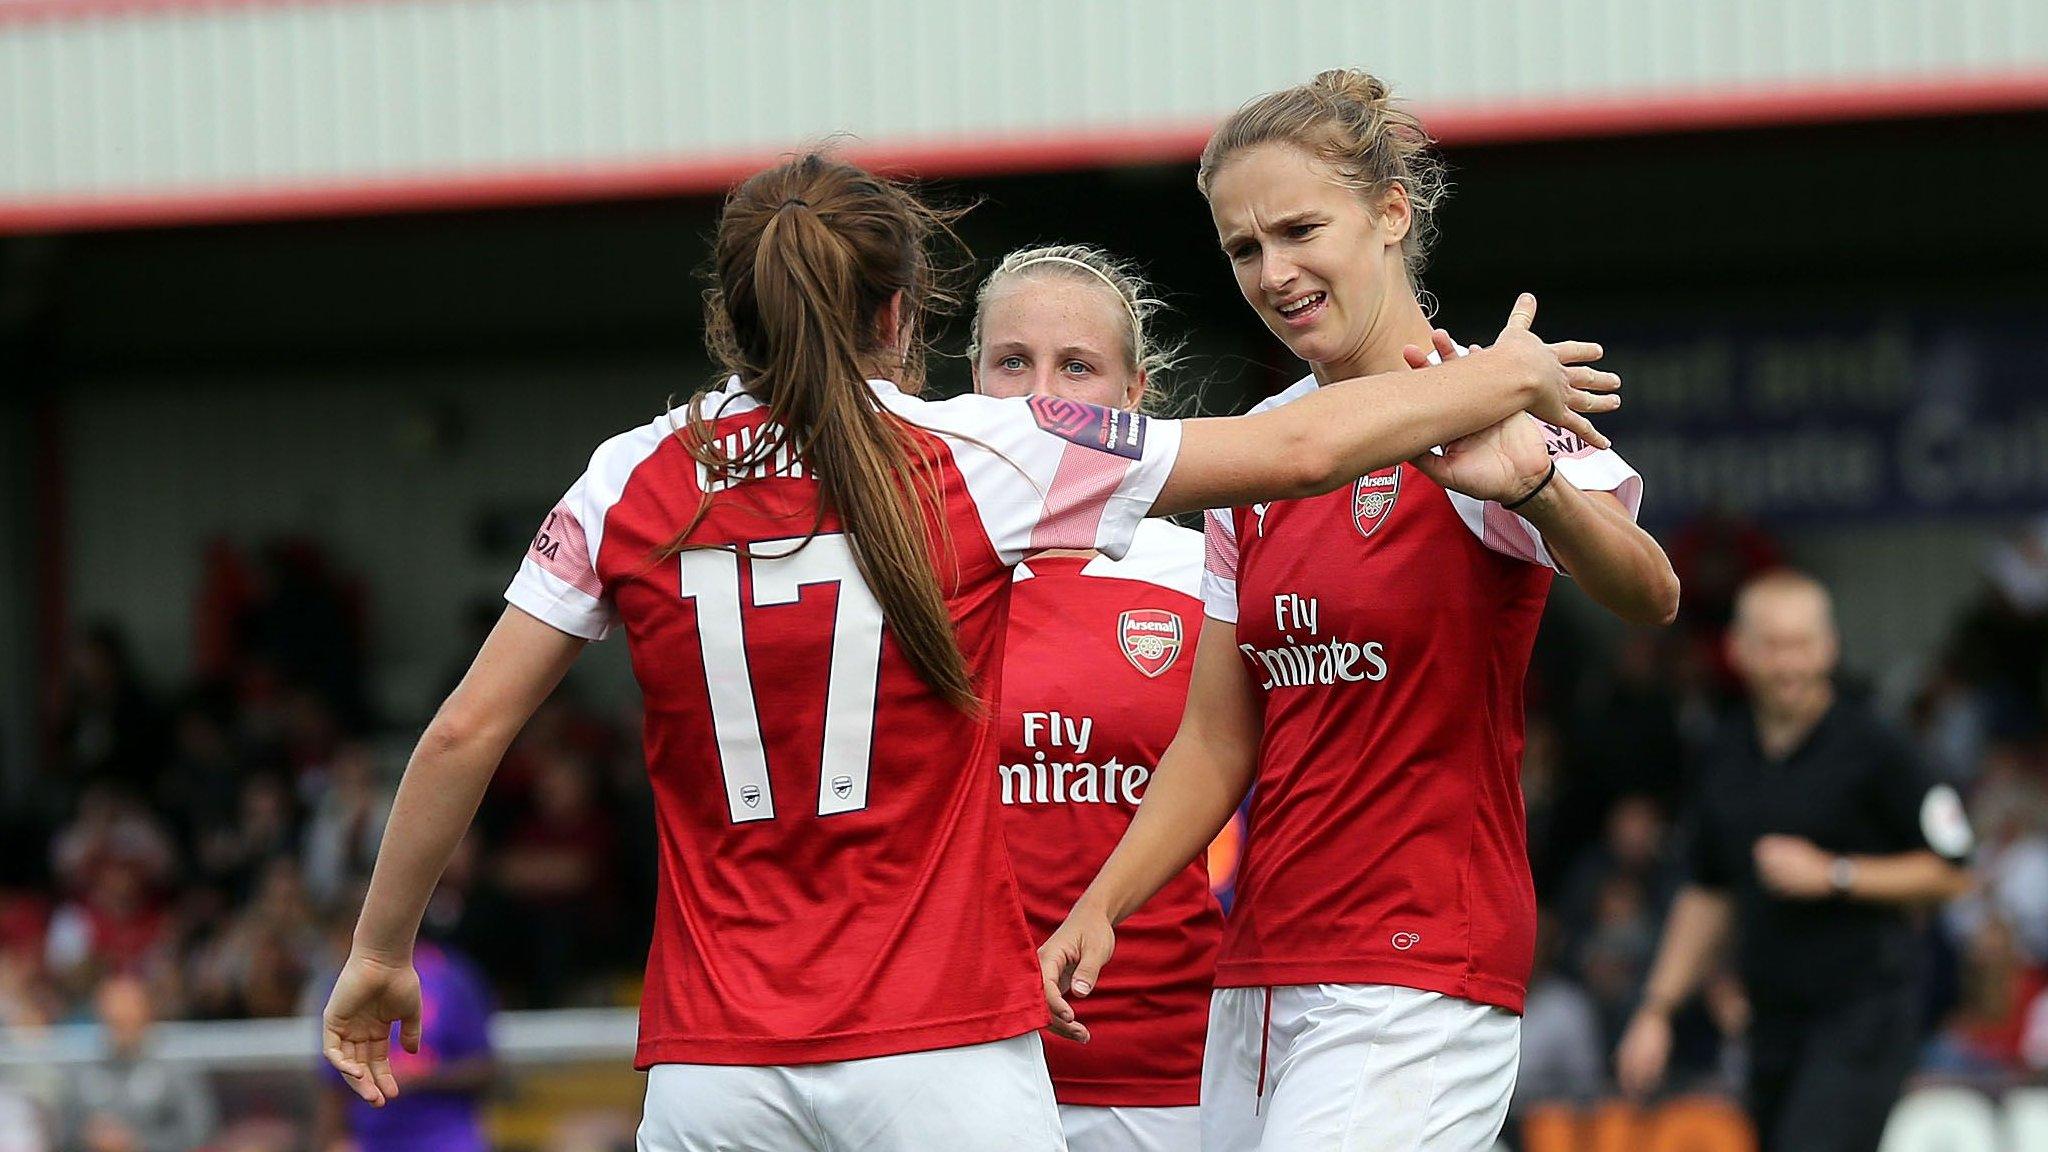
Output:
[322, 949, 423, 1108]
[1753, 834, 1834, 899]
[1399, 327, 1465, 370]
[1401, 329, 1557, 504]
[1411, 416, 1555, 504]
[1483, 293, 1618, 449]
[1038, 908, 1116, 1044]
[1615, 1008, 1674, 1098]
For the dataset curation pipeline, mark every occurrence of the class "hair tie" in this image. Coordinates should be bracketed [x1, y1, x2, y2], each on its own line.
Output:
[779, 197, 811, 211]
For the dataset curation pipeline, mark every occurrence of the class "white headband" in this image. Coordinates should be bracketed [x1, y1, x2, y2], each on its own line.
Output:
[1010, 255, 1144, 351]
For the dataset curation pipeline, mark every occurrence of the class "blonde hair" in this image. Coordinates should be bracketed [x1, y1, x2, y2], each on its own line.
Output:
[967, 243, 1184, 415]
[1197, 69, 1449, 282]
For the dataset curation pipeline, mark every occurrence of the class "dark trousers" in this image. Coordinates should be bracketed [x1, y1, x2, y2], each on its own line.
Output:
[1748, 987, 1918, 1152]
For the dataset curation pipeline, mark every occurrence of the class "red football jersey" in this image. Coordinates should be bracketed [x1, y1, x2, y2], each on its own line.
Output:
[995, 521, 1222, 1107]
[507, 378, 1182, 1066]
[1203, 376, 1643, 1013]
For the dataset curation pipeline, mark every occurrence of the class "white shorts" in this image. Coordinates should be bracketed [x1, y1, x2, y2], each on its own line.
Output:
[1058, 1104, 1200, 1152]
[1202, 984, 1520, 1152]
[637, 1032, 1067, 1152]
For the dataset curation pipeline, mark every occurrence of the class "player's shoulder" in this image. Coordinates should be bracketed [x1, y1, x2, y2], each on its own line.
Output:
[1078, 519, 1204, 599]
[1242, 374, 1320, 417]
[582, 380, 765, 483]
[870, 379, 1014, 436]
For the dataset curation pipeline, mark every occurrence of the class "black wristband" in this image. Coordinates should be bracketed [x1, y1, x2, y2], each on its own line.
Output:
[1502, 461, 1557, 511]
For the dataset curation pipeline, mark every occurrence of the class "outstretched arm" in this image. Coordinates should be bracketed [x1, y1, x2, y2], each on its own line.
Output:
[324, 606, 585, 1106]
[1040, 618, 1262, 1042]
[1400, 327, 1677, 627]
[1154, 295, 1619, 517]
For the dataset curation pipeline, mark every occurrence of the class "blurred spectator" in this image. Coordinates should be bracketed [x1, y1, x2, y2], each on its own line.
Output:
[195, 774, 298, 905]
[1523, 715, 1566, 890]
[1666, 510, 1786, 698]
[1567, 631, 1691, 807]
[1513, 912, 1605, 1111]
[494, 751, 619, 1007]
[1556, 795, 1679, 948]
[1925, 915, 2047, 1073]
[58, 974, 216, 1152]
[0, 1081, 48, 1152]
[44, 791, 177, 1002]
[314, 942, 495, 1152]
[243, 541, 374, 732]
[418, 831, 517, 971]
[1575, 872, 1660, 1048]
[155, 696, 245, 867]
[1946, 519, 2048, 738]
[188, 859, 321, 1020]
[47, 625, 163, 803]
[50, 787, 177, 899]
[1946, 756, 2048, 963]
[302, 743, 390, 909]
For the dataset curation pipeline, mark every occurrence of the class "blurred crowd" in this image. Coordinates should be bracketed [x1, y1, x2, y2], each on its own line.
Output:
[1511, 514, 2048, 1119]
[5, 518, 2048, 1146]
[0, 539, 657, 1148]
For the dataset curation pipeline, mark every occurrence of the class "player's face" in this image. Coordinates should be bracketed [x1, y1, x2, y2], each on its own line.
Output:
[1208, 142, 1411, 375]
[973, 276, 1145, 410]
[1730, 588, 1840, 714]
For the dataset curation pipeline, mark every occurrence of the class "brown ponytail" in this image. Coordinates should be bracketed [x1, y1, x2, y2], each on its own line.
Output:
[666, 153, 979, 712]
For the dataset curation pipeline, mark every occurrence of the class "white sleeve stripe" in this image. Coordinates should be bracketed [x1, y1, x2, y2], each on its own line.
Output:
[1201, 572, 1240, 624]
[1203, 509, 1240, 578]
[1480, 498, 1555, 567]
[506, 573, 612, 641]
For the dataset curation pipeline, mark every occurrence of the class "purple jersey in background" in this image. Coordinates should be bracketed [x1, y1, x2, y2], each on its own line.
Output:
[324, 943, 493, 1152]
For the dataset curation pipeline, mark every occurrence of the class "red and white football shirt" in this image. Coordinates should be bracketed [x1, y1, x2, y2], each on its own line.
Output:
[995, 520, 1222, 1107]
[506, 377, 1181, 1066]
[1202, 375, 1642, 1013]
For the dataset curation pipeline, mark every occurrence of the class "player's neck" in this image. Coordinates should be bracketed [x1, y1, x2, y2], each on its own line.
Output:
[1026, 547, 1098, 562]
[1310, 299, 1438, 386]
[1754, 684, 1835, 760]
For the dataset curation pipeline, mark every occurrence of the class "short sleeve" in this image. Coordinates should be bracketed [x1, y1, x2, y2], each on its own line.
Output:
[904, 392, 1183, 566]
[505, 470, 618, 641]
[1446, 418, 1645, 572]
[1872, 729, 1975, 864]
[504, 420, 671, 640]
[1202, 508, 1243, 623]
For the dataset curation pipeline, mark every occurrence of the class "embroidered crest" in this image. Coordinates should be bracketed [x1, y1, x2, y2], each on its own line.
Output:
[1352, 467, 1401, 539]
[1118, 609, 1183, 678]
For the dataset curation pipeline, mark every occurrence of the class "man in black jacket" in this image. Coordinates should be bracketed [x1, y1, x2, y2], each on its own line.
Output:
[1615, 569, 1974, 1152]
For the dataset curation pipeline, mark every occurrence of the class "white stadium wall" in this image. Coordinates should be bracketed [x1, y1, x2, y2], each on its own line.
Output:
[56, 358, 677, 716]
[2, 0, 2046, 230]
